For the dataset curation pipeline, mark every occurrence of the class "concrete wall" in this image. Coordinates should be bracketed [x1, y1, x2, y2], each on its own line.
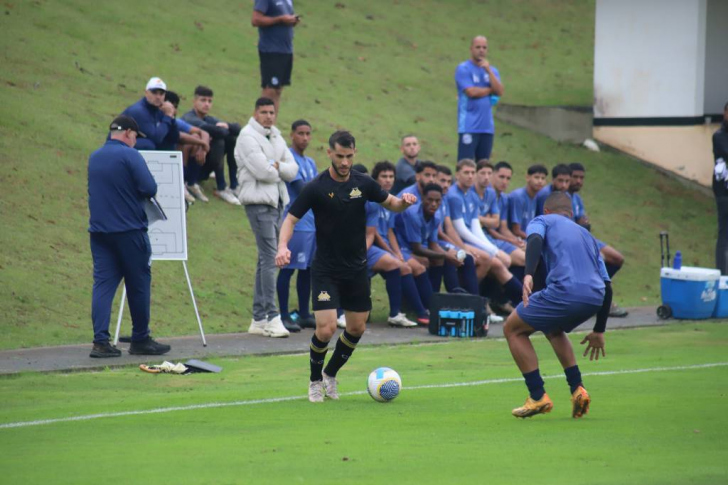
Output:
[494, 105, 592, 144]
[704, 0, 728, 115]
[594, 0, 707, 119]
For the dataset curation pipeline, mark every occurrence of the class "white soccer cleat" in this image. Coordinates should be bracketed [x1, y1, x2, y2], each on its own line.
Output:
[308, 380, 324, 403]
[187, 183, 209, 202]
[215, 188, 241, 206]
[322, 372, 339, 400]
[488, 314, 504, 324]
[336, 314, 346, 329]
[265, 315, 290, 338]
[387, 313, 417, 328]
[248, 318, 268, 336]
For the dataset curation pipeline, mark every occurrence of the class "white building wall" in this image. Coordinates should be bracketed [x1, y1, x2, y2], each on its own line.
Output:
[704, 0, 728, 115]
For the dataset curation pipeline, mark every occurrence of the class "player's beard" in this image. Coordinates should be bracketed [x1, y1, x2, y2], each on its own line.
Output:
[331, 161, 350, 180]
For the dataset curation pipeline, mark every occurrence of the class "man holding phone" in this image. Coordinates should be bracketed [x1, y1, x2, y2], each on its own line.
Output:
[252, 0, 300, 113]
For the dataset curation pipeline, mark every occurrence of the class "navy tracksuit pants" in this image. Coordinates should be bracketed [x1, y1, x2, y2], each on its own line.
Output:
[90, 230, 152, 343]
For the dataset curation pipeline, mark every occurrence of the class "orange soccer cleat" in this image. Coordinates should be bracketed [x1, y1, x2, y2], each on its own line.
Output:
[571, 386, 591, 418]
[512, 393, 554, 418]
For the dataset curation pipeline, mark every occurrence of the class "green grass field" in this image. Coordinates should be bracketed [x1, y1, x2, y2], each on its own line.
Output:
[1, 322, 727, 484]
[0, 0, 718, 350]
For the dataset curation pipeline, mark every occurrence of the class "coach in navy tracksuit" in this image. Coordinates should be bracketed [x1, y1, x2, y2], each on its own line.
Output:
[87, 115, 171, 358]
[121, 77, 180, 151]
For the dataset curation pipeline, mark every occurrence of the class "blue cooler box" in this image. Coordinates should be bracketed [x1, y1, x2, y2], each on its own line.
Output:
[660, 267, 719, 319]
[712, 276, 728, 318]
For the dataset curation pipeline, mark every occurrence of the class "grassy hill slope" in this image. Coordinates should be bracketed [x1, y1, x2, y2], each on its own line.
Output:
[0, 0, 716, 349]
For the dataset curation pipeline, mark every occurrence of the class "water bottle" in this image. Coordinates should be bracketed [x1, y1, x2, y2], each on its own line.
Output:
[673, 250, 682, 270]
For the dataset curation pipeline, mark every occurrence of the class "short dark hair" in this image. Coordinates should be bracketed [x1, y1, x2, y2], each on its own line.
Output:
[401, 134, 418, 144]
[194, 85, 213, 97]
[422, 183, 443, 196]
[494, 161, 512, 172]
[551, 164, 572, 178]
[416, 160, 438, 174]
[456, 159, 476, 172]
[372, 161, 396, 180]
[291, 119, 311, 132]
[527, 164, 548, 176]
[544, 192, 573, 214]
[436, 164, 452, 176]
[328, 130, 356, 149]
[164, 90, 180, 108]
[255, 97, 275, 110]
[568, 162, 585, 172]
[476, 160, 494, 171]
[352, 163, 368, 174]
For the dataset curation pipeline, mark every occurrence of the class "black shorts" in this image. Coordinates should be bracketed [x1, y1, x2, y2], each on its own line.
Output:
[259, 51, 293, 89]
[311, 266, 371, 313]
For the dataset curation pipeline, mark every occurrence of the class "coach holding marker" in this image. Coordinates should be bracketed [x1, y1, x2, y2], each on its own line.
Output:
[275, 131, 418, 403]
[87, 115, 171, 358]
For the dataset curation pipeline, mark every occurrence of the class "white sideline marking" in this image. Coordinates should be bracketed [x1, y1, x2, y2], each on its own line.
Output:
[1, 362, 726, 430]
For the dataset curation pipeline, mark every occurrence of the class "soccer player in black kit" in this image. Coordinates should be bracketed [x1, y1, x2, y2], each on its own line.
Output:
[276, 131, 418, 402]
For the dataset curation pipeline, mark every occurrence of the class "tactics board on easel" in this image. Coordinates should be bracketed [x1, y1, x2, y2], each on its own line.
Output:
[139, 150, 187, 261]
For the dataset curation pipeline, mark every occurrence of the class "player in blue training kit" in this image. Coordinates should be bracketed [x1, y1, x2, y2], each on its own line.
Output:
[568, 162, 628, 318]
[509, 164, 548, 240]
[277, 120, 318, 332]
[503, 192, 612, 419]
[535, 164, 572, 216]
[455, 36, 504, 161]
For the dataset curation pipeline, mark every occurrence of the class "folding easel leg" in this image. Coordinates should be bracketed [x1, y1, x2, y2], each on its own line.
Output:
[113, 284, 127, 346]
[183, 261, 207, 346]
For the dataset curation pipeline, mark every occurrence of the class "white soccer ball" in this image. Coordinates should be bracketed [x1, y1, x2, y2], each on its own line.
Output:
[367, 367, 402, 402]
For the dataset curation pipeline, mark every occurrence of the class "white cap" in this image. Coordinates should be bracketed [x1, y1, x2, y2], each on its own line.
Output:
[145, 77, 167, 91]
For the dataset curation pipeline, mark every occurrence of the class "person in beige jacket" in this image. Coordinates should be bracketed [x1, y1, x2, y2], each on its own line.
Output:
[235, 97, 299, 337]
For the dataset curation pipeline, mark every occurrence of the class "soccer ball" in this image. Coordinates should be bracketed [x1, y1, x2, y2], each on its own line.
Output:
[367, 367, 402, 402]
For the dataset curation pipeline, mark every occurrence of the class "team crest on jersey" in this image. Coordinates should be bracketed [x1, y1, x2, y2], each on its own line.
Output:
[328, 192, 335, 198]
[317, 291, 331, 302]
[349, 187, 362, 199]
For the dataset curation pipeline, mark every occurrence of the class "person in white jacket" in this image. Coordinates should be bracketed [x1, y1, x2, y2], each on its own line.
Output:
[235, 97, 299, 338]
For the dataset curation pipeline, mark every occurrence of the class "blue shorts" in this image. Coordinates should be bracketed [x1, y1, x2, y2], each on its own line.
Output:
[284, 231, 315, 270]
[366, 246, 388, 275]
[495, 239, 517, 255]
[596, 239, 607, 250]
[399, 246, 413, 263]
[516, 288, 602, 334]
[457, 133, 494, 162]
[439, 240, 455, 251]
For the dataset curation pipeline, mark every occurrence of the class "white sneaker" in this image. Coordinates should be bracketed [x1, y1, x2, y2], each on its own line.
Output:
[387, 313, 417, 328]
[488, 314, 504, 324]
[187, 183, 209, 202]
[336, 314, 346, 329]
[215, 188, 241, 206]
[322, 372, 339, 400]
[309, 380, 324, 403]
[183, 186, 196, 204]
[265, 315, 290, 338]
[248, 318, 268, 336]
[231, 185, 242, 197]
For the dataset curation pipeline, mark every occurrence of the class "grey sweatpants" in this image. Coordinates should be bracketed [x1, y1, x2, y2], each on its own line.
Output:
[244, 204, 283, 321]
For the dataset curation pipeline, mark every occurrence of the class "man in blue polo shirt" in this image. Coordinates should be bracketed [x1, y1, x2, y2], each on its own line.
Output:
[277, 119, 318, 332]
[252, 0, 300, 112]
[122, 77, 180, 151]
[504, 192, 612, 419]
[455, 36, 505, 161]
[509, 164, 548, 239]
[87, 116, 171, 358]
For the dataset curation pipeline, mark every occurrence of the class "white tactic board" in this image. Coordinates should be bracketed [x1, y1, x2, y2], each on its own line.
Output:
[140, 150, 187, 261]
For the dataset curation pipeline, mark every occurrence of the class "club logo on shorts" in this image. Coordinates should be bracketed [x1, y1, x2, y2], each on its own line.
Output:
[271, 76, 279, 86]
[349, 187, 362, 199]
[317, 291, 331, 302]
[462, 134, 472, 145]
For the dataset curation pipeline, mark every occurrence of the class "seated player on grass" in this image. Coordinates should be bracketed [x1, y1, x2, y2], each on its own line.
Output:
[535, 163, 572, 216]
[503, 192, 612, 419]
[364, 161, 430, 326]
[568, 162, 628, 318]
[509, 164, 548, 240]
[487, 161, 525, 250]
[398, 160, 438, 200]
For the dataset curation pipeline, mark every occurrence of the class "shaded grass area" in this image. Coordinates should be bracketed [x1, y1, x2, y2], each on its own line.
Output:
[1, 323, 727, 484]
[0, 0, 717, 349]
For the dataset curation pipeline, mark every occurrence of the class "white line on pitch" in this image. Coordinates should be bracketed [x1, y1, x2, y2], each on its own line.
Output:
[1, 362, 726, 430]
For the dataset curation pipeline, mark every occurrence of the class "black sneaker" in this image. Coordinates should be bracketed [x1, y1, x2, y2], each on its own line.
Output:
[282, 318, 302, 333]
[128, 337, 171, 355]
[90, 341, 122, 358]
[298, 315, 316, 329]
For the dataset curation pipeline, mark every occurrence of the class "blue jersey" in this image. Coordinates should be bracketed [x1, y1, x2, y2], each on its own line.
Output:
[572, 192, 586, 221]
[495, 191, 509, 228]
[509, 187, 538, 231]
[447, 184, 480, 227]
[455, 60, 501, 134]
[474, 186, 499, 217]
[527, 214, 609, 305]
[370, 202, 395, 240]
[437, 192, 450, 227]
[394, 204, 441, 250]
[285, 149, 317, 232]
[397, 183, 422, 200]
[254, 0, 295, 54]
